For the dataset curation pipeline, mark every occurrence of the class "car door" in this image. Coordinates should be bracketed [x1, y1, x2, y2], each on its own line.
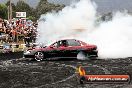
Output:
[47, 40, 68, 58]
[46, 41, 61, 58]
[56, 40, 70, 57]
[66, 39, 82, 57]
[56, 39, 81, 58]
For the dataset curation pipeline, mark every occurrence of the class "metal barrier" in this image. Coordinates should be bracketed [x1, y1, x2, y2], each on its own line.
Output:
[0, 43, 26, 53]
[0, 43, 26, 60]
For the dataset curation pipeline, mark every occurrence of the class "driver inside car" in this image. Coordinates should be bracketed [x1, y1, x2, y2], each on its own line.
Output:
[60, 40, 67, 47]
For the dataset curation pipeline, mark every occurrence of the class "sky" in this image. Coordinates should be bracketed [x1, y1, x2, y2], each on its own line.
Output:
[49, 0, 132, 14]
[0, 0, 132, 14]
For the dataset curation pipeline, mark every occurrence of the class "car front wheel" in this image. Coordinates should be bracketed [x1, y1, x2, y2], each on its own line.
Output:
[34, 51, 44, 61]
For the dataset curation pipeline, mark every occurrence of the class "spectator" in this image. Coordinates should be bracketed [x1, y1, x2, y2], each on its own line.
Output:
[0, 18, 38, 46]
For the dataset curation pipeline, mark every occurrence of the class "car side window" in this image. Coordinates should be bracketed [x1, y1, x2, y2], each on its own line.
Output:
[67, 39, 81, 46]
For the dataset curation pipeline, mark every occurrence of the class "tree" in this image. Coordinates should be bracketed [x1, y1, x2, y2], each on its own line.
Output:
[0, 4, 8, 19]
[27, 16, 35, 21]
[6, 1, 16, 18]
[15, 0, 35, 18]
[36, 0, 65, 19]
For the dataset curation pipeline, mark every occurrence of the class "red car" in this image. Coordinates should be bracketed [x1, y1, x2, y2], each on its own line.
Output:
[23, 39, 98, 61]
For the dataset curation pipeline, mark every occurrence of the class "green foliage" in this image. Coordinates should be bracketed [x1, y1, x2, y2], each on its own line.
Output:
[0, 4, 8, 19]
[27, 16, 35, 21]
[36, 0, 65, 19]
[15, 0, 32, 17]
[0, 0, 65, 21]
[6, 1, 16, 18]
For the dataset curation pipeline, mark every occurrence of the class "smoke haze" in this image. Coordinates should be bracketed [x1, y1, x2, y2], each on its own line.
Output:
[37, 0, 132, 58]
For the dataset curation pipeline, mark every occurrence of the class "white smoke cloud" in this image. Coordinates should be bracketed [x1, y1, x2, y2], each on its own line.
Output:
[37, 0, 132, 58]
[87, 12, 132, 58]
[37, 0, 96, 44]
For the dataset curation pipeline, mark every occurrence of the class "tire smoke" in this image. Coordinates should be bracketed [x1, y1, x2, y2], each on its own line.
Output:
[37, 0, 132, 58]
[77, 51, 89, 60]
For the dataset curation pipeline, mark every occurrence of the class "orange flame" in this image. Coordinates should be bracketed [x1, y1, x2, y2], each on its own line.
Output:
[78, 66, 86, 76]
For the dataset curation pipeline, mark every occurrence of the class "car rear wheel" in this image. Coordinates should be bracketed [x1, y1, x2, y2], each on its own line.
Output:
[34, 52, 44, 61]
[77, 51, 90, 60]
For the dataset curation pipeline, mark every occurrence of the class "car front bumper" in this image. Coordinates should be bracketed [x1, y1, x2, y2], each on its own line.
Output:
[23, 50, 35, 58]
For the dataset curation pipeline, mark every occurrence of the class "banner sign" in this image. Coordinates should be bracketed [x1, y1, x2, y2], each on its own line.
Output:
[16, 12, 26, 18]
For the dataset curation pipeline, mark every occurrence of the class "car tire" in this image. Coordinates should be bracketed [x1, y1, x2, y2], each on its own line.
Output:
[34, 51, 44, 61]
[77, 51, 90, 60]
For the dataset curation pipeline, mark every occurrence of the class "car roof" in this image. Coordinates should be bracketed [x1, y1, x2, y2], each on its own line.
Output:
[58, 39, 78, 41]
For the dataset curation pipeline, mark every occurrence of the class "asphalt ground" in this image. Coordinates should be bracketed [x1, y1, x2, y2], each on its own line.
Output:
[0, 52, 132, 88]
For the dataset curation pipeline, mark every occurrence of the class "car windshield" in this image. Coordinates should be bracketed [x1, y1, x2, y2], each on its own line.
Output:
[51, 42, 58, 47]
[32, 43, 47, 48]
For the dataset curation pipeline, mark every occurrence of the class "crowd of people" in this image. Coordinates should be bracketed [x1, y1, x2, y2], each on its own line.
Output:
[0, 18, 38, 45]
